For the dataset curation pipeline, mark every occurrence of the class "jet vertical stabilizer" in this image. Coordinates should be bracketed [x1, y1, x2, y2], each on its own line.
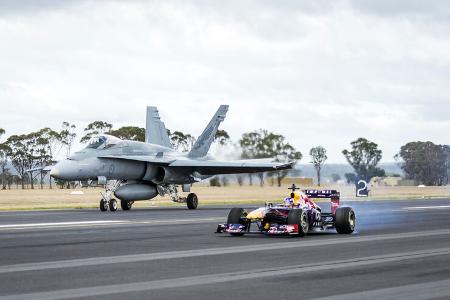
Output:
[188, 105, 229, 158]
[145, 106, 172, 148]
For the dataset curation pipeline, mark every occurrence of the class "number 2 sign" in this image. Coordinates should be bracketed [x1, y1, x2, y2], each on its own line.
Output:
[356, 180, 369, 197]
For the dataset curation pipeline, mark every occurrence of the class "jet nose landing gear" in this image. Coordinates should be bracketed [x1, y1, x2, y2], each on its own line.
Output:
[99, 180, 123, 212]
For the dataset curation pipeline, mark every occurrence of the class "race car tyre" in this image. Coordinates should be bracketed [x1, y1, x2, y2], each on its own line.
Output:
[109, 199, 118, 212]
[288, 209, 308, 237]
[227, 207, 246, 236]
[187, 193, 198, 209]
[121, 199, 132, 210]
[99, 200, 108, 212]
[335, 207, 356, 234]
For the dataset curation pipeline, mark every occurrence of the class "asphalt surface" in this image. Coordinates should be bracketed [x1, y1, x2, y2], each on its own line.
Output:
[1, 198, 450, 299]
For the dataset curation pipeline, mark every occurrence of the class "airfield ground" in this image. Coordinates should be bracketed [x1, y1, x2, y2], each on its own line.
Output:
[1, 184, 450, 210]
[1, 199, 450, 299]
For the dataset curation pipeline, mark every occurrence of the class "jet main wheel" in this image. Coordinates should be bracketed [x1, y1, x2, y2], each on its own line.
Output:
[121, 200, 132, 211]
[186, 193, 198, 209]
[109, 199, 118, 212]
[99, 200, 108, 212]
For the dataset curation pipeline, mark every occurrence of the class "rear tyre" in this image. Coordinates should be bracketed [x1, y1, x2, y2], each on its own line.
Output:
[287, 209, 308, 237]
[99, 200, 108, 212]
[109, 199, 118, 212]
[186, 193, 198, 209]
[335, 207, 356, 234]
[227, 207, 246, 236]
[120, 199, 132, 210]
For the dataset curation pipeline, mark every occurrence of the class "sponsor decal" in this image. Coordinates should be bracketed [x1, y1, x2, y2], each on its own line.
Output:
[226, 224, 245, 233]
[267, 224, 298, 234]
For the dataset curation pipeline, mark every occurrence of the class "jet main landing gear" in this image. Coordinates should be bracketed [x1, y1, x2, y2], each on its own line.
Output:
[121, 199, 133, 210]
[157, 185, 198, 209]
[186, 193, 198, 209]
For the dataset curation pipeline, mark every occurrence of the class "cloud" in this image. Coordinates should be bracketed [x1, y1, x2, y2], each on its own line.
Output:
[0, 0, 449, 163]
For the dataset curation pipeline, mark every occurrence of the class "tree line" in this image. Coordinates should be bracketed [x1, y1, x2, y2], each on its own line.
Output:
[0, 122, 301, 189]
[1, 122, 449, 189]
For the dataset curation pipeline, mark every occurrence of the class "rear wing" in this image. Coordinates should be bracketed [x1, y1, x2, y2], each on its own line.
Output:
[303, 189, 340, 214]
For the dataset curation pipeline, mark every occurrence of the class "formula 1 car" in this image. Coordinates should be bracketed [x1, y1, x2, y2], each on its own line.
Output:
[216, 186, 355, 237]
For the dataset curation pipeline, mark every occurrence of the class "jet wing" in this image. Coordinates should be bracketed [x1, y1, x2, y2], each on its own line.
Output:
[98, 155, 294, 175]
[168, 159, 295, 175]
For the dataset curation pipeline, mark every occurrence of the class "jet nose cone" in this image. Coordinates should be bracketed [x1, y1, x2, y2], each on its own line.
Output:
[49, 160, 74, 180]
[49, 167, 60, 179]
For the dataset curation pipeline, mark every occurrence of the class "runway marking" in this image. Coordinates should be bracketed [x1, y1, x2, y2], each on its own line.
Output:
[2, 228, 450, 274]
[2, 247, 450, 300]
[402, 205, 450, 211]
[312, 278, 450, 300]
[0, 217, 223, 231]
[0, 221, 130, 229]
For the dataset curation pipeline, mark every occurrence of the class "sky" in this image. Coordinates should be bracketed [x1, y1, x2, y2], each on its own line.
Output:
[0, 0, 449, 163]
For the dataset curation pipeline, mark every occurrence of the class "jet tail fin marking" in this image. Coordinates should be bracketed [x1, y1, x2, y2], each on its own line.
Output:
[145, 106, 172, 148]
[188, 105, 229, 158]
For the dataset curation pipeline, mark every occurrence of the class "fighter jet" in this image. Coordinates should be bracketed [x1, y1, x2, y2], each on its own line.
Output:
[50, 105, 295, 211]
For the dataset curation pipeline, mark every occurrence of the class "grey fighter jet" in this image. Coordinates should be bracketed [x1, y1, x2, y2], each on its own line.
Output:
[50, 105, 294, 211]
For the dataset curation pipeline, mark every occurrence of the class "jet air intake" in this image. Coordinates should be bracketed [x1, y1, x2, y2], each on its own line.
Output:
[152, 166, 190, 184]
[114, 183, 158, 201]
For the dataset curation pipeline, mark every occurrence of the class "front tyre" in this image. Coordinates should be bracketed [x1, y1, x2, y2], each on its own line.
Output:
[335, 207, 356, 234]
[186, 193, 198, 209]
[227, 207, 246, 236]
[109, 199, 118, 212]
[288, 209, 308, 237]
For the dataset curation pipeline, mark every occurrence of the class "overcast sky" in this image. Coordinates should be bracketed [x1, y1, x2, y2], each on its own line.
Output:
[0, 0, 449, 162]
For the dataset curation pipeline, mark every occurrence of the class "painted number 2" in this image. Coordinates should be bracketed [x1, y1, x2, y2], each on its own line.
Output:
[357, 180, 368, 197]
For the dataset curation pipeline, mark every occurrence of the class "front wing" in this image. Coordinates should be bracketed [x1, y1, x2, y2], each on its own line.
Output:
[216, 223, 300, 235]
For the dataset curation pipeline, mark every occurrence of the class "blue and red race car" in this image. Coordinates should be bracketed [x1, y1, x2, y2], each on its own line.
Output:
[216, 185, 356, 237]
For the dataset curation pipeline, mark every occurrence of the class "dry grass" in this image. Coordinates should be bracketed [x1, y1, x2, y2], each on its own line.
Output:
[1, 184, 450, 211]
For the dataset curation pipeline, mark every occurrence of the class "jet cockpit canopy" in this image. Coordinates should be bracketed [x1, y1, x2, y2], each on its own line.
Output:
[85, 134, 122, 150]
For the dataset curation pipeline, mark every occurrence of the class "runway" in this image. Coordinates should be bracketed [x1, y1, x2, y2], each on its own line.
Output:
[1, 199, 450, 299]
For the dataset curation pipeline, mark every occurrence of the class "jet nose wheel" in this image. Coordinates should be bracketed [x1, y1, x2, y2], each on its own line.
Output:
[99, 200, 108, 212]
[186, 193, 198, 209]
[109, 199, 118, 212]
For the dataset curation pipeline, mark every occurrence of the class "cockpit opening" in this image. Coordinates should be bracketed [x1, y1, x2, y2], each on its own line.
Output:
[85, 135, 121, 150]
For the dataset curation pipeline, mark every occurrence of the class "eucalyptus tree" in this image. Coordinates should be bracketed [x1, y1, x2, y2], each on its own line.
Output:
[80, 121, 112, 143]
[240, 129, 301, 186]
[59, 122, 77, 158]
[342, 137, 384, 182]
[310, 146, 327, 186]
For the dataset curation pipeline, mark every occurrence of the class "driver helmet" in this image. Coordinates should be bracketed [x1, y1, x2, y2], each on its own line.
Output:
[290, 192, 301, 206]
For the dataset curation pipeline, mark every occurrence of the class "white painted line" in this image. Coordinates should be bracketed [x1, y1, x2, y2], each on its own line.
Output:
[0, 221, 124, 229]
[2, 228, 450, 274]
[2, 247, 450, 300]
[0, 221, 129, 229]
[403, 205, 450, 211]
[313, 278, 450, 300]
[139, 217, 222, 224]
[0, 217, 223, 231]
